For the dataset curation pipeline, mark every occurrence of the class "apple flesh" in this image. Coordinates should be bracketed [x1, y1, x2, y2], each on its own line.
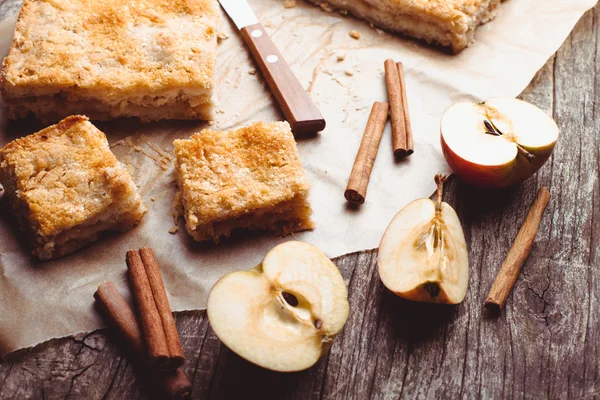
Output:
[441, 98, 559, 189]
[207, 241, 349, 372]
[378, 176, 469, 304]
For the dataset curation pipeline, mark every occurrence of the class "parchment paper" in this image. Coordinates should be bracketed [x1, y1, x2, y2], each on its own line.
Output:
[0, 0, 596, 356]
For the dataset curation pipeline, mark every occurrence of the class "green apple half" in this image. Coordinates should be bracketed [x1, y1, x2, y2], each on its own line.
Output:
[207, 241, 349, 372]
[378, 176, 469, 304]
[441, 98, 559, 189]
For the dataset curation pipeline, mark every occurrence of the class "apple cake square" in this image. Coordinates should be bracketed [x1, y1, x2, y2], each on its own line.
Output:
[309, 0, 503, 52]
[173, 121, 315, 242]
[0, 0, 219, 123]
[0, 115, 147, 260]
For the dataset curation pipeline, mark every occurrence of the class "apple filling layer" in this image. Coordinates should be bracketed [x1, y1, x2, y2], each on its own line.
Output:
[34, 203, 147, 260]
[187, 194, 314, 242]
[4, 90, 214, 123]
[306, 0, 502, 52]
[4, 179, 145, 259]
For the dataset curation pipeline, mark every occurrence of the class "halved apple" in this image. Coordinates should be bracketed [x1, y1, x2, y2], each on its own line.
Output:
[378, 175, 469, 304]
[441, 98, 559, 189]
[207, 241, 350, 372]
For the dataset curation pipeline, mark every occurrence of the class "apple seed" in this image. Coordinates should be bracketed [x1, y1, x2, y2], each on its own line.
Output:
[282, 292, 299, 307]
[483, 119, 535, 163]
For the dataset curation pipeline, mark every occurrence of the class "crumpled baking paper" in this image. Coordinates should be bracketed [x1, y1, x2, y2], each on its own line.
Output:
[0, 0, 596, 355]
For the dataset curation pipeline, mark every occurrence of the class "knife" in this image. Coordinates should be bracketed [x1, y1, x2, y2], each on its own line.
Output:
[218, 0, 326, 135]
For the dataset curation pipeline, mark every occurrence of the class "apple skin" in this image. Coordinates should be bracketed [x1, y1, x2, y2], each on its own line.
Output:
[441, 131, 556, 190]
[390, 283, 453, 304]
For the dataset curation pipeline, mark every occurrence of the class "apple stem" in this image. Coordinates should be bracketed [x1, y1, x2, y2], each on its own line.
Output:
[434, 174, 446, 212]
[516, 145, 536, 162]
[483, 119, 536, 163]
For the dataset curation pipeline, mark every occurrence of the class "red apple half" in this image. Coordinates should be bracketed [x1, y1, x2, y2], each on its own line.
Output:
[441, 98, 559, 189]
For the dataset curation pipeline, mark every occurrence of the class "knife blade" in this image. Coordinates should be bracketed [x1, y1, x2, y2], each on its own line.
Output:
[218, 0, 326, 135]
[218, 0, 257, 29]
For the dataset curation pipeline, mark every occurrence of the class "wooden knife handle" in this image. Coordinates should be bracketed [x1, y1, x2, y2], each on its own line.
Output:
[241, 23, 326, 135]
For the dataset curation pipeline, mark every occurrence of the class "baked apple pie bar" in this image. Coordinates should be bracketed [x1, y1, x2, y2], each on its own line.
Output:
[0, 115, 147, 260]
[174, 121, 314, 242]
[0, 0, 219, 123]
[309, 0, 504, 52]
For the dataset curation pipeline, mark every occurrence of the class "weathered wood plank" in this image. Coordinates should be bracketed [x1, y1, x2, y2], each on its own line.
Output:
[0, 2, 599, 400]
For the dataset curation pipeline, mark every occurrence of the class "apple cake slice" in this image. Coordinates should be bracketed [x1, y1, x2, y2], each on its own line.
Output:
[307, 0, 504, 52]
[0, 0, 219, 123]
[0, 115, 147, 260]
[174, 121, 315, 242]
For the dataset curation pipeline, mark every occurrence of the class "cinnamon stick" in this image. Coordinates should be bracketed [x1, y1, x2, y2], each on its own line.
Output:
[345, 101, 389, 205]
[384, 59, 414, 158]
[126, 250, 170, 368]
[396, 62, 414, 155]
[94, 281, 144, 354]
[485, 187, 551, 312]
[94, 282, 192, 399]
[139, 248, 185, 369]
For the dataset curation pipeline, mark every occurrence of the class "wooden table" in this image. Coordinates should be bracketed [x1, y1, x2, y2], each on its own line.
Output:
[1, 1, 599, 398]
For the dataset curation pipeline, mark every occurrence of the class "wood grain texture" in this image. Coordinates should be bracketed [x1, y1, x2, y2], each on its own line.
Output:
[0, 1, 599, 399]
[485, 187, 551, 312]
[240, 23, 326, 135]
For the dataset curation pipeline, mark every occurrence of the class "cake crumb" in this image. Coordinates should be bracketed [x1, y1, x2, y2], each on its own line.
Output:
[336, 51, 346, 62]
[169, 226, 179, 234]
[109, 138, 126, 148]
[345, 69, 354, 76]
[339, 9, 348, 16]
[320, 2, 334, 12]
[322, 69, 346, 88]
[349, 30, 360, 40]
[151, 197, 156, 202]
[248, 68, 256, 75]
[217, 32, 229, 41]
[283, 0, 296, 8]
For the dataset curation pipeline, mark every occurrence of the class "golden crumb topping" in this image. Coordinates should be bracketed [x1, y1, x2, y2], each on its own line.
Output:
[1, 0, 219, 98]
[378, 0, 490, 22]
[174, 121, 311, 228]
[0, 115, 143, 237]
